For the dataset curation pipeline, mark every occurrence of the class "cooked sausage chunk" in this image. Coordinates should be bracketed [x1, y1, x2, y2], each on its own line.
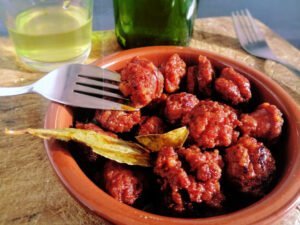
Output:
[154, 146, 224, 212]
[215, 67, 251, 105]
[154, 146, 190, 212]
[186, 55, 214, 96]
[95, 110, 141, 133]
[197, 55, 214, 96]
[164, 92, 199, 124]
[103, 160, 143, 205]
[178, 146, 223, 182]
[119, 56, 164, 108]
[137, 116, 166, 136]
[225, 136, 276, 196]
[178, 146, 224, 208]
[183, 100, 241, 148]
[240, 103, 284, 140]
[160, 54, 186, 93]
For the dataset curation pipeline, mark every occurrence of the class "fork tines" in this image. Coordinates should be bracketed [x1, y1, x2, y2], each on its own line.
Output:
[78, 64, 121, 82]
[72, 65, 135, 110]
[232, 9, 264, 45]
[74, 74, 127, 101]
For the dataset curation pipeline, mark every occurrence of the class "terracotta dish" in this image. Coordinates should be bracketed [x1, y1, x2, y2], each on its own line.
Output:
[44, 46, 300, 225]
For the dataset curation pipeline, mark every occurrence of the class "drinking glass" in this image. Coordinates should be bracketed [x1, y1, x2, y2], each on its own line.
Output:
[2, 0, 93, 72]
[113, 0, 199, 49]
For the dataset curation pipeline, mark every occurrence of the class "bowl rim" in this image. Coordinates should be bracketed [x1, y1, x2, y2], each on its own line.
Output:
[44, 46, 300, 225]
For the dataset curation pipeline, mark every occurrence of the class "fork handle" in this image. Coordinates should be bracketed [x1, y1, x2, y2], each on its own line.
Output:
[272, 59, 300, 77]
[0, 85, 33, 96]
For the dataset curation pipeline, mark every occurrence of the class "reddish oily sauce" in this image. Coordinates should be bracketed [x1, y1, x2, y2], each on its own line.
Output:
[70, 54, 284, 218]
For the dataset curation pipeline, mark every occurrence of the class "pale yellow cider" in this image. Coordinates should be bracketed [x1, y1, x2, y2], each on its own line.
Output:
[8, 5, 92, 62]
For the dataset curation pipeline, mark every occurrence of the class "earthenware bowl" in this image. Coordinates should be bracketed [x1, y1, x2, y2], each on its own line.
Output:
[44, 46, 300, 225]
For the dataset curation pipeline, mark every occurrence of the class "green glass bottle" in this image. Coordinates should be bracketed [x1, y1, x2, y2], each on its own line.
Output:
[113, 0, 199, 49]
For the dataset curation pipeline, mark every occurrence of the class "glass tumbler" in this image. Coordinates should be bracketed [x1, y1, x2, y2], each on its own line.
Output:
[2, 0, 93, 72]
[113, 0, 199, 49]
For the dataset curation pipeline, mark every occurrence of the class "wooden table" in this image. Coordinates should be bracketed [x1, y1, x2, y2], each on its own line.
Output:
[0, 17, 299, 225]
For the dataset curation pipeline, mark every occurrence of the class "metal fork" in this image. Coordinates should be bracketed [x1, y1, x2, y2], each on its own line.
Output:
[0, 64, 137, 111]
[232, 9, 300, 77]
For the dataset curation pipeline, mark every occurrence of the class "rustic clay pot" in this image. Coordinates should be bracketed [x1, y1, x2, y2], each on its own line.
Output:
[44, 46, 300, 225]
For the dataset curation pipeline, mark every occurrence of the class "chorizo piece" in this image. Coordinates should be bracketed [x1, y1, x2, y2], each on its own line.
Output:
[215, 67, 251, 105]
[119, 56, 164, 108]
[154, 146, 224, 212]
[186, 55, 214, 96]
[164, 92, 199, 124]
[137, 116, 166, 136]
[240, 103, 283, 140]
[103, 160, 144, 205]
[183, 100, 241, 148]
[95, 110, 141, 133]
[160, 54, 186, 93]
[225, 136, 276, 196]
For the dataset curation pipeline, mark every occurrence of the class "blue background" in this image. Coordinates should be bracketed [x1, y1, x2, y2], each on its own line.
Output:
[1, 0, 300, 49]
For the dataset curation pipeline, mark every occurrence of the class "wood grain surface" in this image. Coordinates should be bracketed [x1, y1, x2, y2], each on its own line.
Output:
[0, 17, 299, 225]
